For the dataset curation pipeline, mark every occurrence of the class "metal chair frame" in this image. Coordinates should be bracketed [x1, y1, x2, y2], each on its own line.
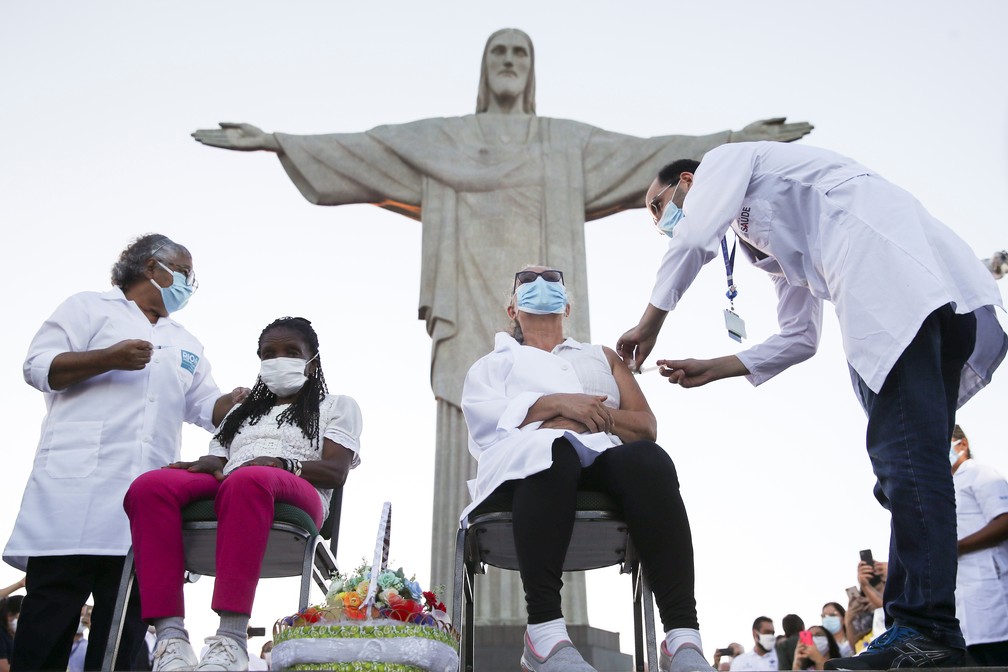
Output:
[451, 490, 658, 672]
[100, 487, 343, 672]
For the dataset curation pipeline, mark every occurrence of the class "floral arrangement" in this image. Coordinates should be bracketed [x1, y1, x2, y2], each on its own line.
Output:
[278, 561, 452, 631]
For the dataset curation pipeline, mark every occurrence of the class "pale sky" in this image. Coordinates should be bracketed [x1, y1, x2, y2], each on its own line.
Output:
[2, 0, 1007, 662]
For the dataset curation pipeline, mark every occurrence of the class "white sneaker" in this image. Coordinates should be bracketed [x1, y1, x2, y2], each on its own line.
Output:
[195, 636, 249, 671]
[152, 637, 198, 672]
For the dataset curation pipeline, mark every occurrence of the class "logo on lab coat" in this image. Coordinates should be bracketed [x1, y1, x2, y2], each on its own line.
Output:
[737, 206, 751, 233]
[180, 350, 199, 374]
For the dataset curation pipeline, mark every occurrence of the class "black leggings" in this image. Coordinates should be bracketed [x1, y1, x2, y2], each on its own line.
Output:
[492, 438, 698, 632]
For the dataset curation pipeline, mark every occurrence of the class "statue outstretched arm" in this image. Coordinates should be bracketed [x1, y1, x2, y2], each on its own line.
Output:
[730, 117, 813, 143]
[191, 122, 281, 152]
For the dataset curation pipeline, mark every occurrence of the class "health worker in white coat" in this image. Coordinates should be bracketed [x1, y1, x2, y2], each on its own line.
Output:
[3, 234, 248, 672]
[949, 425, 1008, 666]
[461, 266, 712, 672]
[617, 142, 1008, 671]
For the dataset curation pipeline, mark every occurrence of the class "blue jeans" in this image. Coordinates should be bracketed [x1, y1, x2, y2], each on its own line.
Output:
[854, 303, 976, 651]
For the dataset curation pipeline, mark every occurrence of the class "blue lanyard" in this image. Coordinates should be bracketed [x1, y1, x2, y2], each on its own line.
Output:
[720, 235, 738, 303]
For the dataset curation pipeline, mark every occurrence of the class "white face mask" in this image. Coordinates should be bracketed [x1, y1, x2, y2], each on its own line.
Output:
[258, 354, 318, 397]
[821, 615, 842, 635]
[263, 652, 272, 667]
[950, 440, 963, 465]
[9, 617, 16, 633]
[757, 633, 776, 652]
[812, 636, 830, 655]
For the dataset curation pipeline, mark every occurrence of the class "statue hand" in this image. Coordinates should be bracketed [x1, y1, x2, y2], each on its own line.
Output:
[734, 117, 814, 143]
[191, 122, 279, 152]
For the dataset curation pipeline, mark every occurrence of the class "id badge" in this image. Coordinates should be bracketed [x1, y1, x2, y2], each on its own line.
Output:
[723, 308, 747, 343]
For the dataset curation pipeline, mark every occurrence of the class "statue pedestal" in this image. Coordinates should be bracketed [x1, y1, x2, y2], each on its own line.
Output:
[473, 624, 633, 672]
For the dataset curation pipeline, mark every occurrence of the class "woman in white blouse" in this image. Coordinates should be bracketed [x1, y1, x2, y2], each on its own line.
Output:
[124, 317, 362, 672]
[461, 267, 710, 672]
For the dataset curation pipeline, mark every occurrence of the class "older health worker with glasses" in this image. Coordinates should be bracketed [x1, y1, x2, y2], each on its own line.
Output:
[3, 233, 248, 672]
[461, 266, 712, 672]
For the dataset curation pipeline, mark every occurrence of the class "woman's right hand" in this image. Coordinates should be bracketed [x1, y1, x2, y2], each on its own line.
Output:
[551, 393, 613, 434]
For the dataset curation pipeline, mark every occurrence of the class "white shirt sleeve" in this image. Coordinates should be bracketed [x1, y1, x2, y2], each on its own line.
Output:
[461, 348, 543, 460]
[22, 294, 92, 394]
[971, 462, 1008, 524]
[736, 273, 823, 386]
[181, 349, 222, 432]
[649, 143, 759, 311]
[322, 395, 364, 468]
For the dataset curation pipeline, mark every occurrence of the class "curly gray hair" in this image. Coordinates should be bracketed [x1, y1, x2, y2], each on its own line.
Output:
[110, 233, 188, 289]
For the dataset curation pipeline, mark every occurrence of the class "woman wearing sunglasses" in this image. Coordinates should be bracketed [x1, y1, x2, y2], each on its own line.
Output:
[460, 266, 711, 672]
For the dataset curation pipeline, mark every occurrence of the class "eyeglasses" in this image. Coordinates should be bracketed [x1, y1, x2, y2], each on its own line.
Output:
[513, 269, 563, 293]
[648, 181, 677, 222]
[156, 260, 198, 290]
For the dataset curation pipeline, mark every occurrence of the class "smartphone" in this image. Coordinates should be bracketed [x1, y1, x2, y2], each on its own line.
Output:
[715, 648, 734, 658]
[799, 630, 814, 647]
[246, 626, 266, 638]
[860, 549, 883, 586]
[846, 585, 862, 602]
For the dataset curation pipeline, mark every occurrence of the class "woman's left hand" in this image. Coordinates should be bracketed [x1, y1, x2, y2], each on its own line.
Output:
[234, 456, 284, 470]
[540, 417, 591, 433]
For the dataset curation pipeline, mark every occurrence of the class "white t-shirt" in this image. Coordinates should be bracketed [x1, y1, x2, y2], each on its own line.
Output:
[954, 458, 1008, 644]
[209, 394, 363, 510]
[729, 648, 778, 671]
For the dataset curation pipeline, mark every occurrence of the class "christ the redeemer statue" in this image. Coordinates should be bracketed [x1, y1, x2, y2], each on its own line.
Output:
[193, 27, 813, 626]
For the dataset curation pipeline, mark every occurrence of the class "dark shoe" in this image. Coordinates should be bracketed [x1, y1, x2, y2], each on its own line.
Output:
[823, 626, 964, 669]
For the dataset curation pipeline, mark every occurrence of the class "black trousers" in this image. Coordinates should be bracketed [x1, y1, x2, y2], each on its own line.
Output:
[491, 438, 698, 632]
[966, 640, 1008, 666]
[12, 555, 145, 672]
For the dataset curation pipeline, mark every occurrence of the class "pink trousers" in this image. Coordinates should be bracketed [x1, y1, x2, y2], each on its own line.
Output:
[123, 466, 323, 618]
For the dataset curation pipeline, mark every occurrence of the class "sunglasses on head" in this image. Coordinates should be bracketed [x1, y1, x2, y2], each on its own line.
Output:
[513, 269, 563, 293]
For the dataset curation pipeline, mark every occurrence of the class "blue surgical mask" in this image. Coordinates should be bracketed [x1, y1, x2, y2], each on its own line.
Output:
[822, 615, 842, 635]
[656, 182, 684, 238]
[151, 261, 195, 314]
[515, 277, 567, 315]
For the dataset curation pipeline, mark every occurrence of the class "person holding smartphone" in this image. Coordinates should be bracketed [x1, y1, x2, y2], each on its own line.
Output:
[792, 627, 839, 670]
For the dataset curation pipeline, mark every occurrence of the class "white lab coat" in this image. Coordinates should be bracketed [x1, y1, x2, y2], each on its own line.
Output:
[953, 458, 1008, 645]
[3, 289, 221, 570]
[459, 334, 621, 524]
[651, 142, 1007, 404]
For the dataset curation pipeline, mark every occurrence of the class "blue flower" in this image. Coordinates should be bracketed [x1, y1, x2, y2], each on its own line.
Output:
[405, 579, 423, 600]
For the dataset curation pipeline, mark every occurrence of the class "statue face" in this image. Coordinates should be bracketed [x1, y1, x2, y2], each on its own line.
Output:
[485, 30, 531, 103]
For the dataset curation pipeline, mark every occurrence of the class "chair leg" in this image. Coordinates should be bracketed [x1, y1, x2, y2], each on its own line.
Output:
[463, 563, 475, 672]
[102, 548, 135, 672]
[309, 537, 338, 602]
[642, 572, 658, 672]
[631, 564, 646, 672]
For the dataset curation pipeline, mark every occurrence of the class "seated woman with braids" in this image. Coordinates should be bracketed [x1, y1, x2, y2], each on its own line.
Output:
[461, 266, 712, 672]
[124, 317, 362, 672]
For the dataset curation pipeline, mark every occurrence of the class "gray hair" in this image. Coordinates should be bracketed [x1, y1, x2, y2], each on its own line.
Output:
[110, 233, 188, 290]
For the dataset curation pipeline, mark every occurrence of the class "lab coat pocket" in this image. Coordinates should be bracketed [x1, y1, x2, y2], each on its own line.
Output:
[43, 421, 103, 479]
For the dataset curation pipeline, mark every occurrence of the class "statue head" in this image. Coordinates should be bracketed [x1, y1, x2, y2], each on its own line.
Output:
[476, 28, 536, 115]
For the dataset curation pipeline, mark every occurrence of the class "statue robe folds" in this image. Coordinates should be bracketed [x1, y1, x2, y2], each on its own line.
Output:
[276, 115, 732, 407]
[274, 115, 731, 623]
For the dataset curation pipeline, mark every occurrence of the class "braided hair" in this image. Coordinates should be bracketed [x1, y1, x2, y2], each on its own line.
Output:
[213, 317, 328, 450]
